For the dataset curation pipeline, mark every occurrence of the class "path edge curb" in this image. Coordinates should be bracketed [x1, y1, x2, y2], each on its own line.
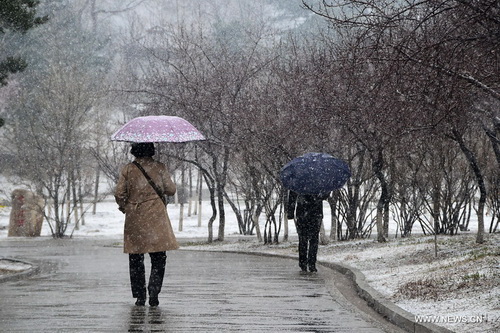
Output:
[319, 261, 454, 333]
[0, 258, 40, 283]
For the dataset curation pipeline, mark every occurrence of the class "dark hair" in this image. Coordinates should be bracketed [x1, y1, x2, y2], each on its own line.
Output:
[130, 143, 155, 157]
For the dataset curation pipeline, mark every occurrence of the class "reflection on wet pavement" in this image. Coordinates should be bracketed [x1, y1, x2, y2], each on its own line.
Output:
[128, 306, 167, 332]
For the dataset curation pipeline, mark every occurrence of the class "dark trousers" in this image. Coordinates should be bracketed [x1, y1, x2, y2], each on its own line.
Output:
[296, 218, 322, 270]
[129, 252, 167, 299]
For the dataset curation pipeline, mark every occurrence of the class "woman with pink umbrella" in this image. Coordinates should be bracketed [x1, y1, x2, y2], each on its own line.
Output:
[112, 116, 205, 306]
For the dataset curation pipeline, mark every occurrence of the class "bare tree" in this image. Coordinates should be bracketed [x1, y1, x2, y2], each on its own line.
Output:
[5, 11, 109, 237]
[303, 0, 500, 243]
[8, 67, 105, 237]
[134, 17, 284, 241]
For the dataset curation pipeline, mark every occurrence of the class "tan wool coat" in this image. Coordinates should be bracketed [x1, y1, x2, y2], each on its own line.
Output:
[115, 157, 179, 254]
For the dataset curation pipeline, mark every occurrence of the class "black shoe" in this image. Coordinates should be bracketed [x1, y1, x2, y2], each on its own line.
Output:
[309, 266, 317, 273]
[149, 296, 159, 307]
[300, 265, 307, 272]
[135, 298, 146, 306]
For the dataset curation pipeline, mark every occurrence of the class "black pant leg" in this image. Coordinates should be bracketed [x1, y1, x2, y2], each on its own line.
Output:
[308, 232, 319, 268]
[307, 219, 322, 268]
[296, 219, 308, 270]
[129, 253, 146, 299]
[148, 252, 167, 297]
[297, 235, 308, 270]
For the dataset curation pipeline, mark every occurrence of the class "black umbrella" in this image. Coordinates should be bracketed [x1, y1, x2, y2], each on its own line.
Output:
[280, 152, 351, 195]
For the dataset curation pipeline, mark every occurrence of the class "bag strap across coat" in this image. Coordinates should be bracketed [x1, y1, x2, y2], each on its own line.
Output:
[132, 161, 167, 206]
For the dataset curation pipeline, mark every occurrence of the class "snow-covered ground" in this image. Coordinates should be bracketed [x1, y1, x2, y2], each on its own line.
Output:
[0, 258, 31, 272]
[0, 194, 498, 333]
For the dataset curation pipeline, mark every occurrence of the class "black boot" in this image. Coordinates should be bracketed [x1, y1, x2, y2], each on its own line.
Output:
[135, 298, 146, 306]
[149, 296, 159, 307]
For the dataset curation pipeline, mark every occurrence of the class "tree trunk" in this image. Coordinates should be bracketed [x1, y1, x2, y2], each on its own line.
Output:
[200, 171, 217, 243]
[375, 204, 385, 242]
[216, 184, 225, 241]
[71, 169, 79, 231]
[66, 178, 71, 230]
[328, 192, 338, 241]
[223, 189, 244, 234]
[372, 149, 388, 242]
[179, 167, 185, 232]
[383, 198, 390, 238]
[252, 205, 263, 242]
[320, 221, 328, 245]
[188, 166, 193, 217]
[77, 167, 85, 226]
[197, 171, 202, 226]
[282, 191, 289, 242]
[215, 148, 230, 241]
[207, 187, 217, 243]
[283, 212, 289, 242]
[453, 130, 486, 243]
[93, 164, 100, 215]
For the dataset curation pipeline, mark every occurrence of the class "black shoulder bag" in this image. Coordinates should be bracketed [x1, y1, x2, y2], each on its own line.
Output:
[133, 161, 167, 206]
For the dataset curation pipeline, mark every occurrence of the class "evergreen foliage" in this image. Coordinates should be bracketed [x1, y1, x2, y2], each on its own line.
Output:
[0, 0, 47, 34]
[0, 0, 47, 127]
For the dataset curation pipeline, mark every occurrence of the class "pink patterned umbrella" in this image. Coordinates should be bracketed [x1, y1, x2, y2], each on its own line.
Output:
[111, 115, 205, 143]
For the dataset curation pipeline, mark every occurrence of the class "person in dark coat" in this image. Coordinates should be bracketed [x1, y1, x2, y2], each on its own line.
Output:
[115, 142, 178, 307]
[287, 191, 329, 273]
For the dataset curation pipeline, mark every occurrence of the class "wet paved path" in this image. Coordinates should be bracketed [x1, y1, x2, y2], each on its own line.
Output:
[0, 238, 390, 332]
